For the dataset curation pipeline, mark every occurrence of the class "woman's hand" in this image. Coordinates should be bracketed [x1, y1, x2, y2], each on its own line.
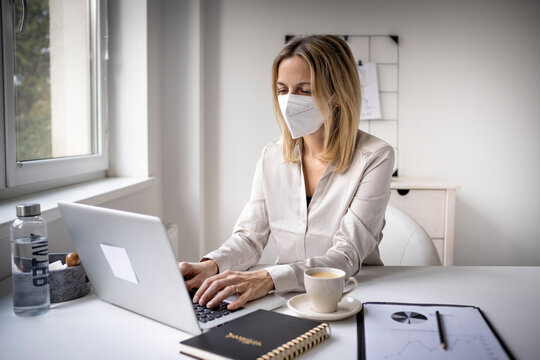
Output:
[178, 260, 218, 291]
[193, 269, 275, 310]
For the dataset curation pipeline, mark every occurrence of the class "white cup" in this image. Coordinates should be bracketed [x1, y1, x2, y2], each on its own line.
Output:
[304, 267, 358, 313]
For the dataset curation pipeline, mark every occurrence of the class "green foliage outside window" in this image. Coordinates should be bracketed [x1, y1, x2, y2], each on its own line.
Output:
[13, 0, 52, 162]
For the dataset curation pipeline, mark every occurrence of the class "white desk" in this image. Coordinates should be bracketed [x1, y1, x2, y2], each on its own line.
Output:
[1, 266, 539, 360]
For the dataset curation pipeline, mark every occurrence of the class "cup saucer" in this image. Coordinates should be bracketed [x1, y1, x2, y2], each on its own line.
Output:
[287, 293, 362, 321]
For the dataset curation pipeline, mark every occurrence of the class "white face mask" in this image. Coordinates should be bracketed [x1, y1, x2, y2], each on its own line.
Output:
[278, 94, 324, 139]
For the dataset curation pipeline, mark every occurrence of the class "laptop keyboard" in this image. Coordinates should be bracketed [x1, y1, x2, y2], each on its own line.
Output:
[189, 290, 242, 323]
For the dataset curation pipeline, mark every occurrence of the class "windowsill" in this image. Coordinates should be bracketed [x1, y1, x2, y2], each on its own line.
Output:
[0, 176, 158, 227]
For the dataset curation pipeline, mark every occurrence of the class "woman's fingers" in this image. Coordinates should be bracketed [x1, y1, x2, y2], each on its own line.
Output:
[227, 273, 273, 310]
[227, 288, 252, 310]
[195, 271, 237, 305]
[178, 262, 193, 278]
[184, 273, 206, 291]
[194, 270, 275, 310]
[193, 271, 226, 303]
[179, 260, 219, 293]
[179, 262, 199, 290]
[206, 284, 237, 308]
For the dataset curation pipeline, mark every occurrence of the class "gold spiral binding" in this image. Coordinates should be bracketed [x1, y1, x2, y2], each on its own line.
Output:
[257, 323, 330, 360]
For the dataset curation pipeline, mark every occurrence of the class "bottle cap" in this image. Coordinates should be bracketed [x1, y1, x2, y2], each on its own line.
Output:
[16, 204, 41, 217]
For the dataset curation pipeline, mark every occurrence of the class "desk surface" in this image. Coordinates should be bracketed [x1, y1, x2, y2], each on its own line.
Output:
[1, 266, 539, 360]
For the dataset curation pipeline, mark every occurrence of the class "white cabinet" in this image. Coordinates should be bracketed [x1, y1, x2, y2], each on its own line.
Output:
[390, 177, 459, 265]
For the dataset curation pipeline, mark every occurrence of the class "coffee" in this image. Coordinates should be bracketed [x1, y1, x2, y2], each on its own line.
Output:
[304, 267, 358, 313]
[309, 271, 341, 279]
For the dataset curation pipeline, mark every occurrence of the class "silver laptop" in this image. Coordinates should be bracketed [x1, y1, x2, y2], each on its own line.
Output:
[58, 201, 285, 334]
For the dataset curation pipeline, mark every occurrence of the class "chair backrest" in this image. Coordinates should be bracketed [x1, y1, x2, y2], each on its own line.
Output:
[379, 205, 441, 266]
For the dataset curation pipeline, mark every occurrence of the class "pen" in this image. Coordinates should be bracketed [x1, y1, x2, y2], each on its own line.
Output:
[436, 310, 447, 350]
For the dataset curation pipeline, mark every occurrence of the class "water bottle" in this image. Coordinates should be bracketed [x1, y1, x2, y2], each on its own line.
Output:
[10, 203, 50, 316]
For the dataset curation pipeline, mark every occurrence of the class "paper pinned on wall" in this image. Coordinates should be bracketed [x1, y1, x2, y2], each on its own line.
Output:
[358, 63, 381, 120]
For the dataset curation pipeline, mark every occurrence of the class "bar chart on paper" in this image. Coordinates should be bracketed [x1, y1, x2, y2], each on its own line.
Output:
[361, 303, 512, 360]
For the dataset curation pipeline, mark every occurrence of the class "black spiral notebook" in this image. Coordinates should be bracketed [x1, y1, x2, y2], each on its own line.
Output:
[356, 302, 515, 360]
[180, 309, 330, 360]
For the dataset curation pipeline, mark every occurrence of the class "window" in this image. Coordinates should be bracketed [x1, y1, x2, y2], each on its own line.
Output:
[1, 0, 107, 196]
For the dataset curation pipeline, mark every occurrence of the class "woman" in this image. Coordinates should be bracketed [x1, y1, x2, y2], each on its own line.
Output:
[180, 35, 394, 311]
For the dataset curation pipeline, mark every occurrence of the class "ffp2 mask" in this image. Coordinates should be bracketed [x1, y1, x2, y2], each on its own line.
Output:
[278, 94, 324, 139]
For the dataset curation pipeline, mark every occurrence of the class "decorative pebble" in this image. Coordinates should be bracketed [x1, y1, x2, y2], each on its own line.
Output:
[66, 252, 81, 267]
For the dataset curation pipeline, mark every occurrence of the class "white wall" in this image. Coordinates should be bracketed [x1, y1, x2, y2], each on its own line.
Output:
[106, 0, 162, 219]
[159, 0, 203, 262]
[108, 0, 149, 178]
[159, 0, 540, 265]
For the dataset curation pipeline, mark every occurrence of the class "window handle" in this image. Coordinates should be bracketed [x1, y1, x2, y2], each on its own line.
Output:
[9, 0, 27, 34]
[19, 0, 27, 34]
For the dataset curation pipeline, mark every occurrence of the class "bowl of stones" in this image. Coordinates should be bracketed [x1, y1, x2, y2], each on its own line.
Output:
[48, 252, 91, 303]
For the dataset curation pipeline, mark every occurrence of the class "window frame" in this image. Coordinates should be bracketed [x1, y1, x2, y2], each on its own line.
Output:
[0, 0, 108, 194]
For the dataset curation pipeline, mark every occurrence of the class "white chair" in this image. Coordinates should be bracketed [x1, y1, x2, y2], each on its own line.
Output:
[379, 205, 441, 266]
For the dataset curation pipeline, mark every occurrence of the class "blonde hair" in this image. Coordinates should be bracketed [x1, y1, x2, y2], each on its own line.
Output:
[271, 35, 361, 173]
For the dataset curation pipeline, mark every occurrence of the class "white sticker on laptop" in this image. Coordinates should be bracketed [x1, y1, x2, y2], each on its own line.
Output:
[100, 243, 139, 284]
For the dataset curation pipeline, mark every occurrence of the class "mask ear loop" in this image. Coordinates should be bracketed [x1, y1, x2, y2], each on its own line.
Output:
[327, 93, 338, 108]
[317, 94, 340, 156]
[314, 93, 338, 114]
[314, 94, 337, 129]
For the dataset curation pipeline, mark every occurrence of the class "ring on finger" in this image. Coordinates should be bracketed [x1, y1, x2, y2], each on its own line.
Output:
[234, 285, 239, 295]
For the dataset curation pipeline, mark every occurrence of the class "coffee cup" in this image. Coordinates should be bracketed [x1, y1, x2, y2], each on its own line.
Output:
[304, 267, 358, 313]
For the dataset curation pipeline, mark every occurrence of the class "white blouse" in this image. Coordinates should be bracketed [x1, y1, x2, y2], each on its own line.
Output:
[204, 130, 395, 293]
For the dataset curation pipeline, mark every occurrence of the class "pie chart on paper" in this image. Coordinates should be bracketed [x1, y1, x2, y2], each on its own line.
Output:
[391, 311, 428, 324]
